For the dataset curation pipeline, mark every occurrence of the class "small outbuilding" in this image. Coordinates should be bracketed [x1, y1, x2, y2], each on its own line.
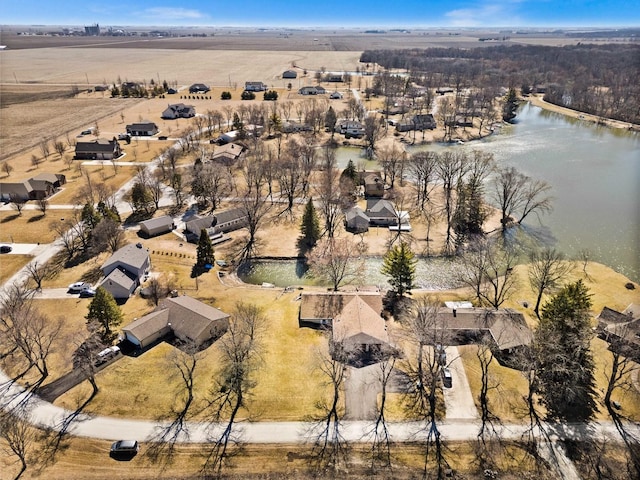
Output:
[282, 70, 297, 79]
[139, 215, 175, 237]
[344, 207, 370, 234]
[126, 121, 159, 137]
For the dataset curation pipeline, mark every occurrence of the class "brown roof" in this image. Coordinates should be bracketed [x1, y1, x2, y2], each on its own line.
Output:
[161, 295, 230, 342]
[436, 308, 533, 350]
[123, 309, 170, 341]
[333, 296, 389, 345]
[299, 292, 383, 321]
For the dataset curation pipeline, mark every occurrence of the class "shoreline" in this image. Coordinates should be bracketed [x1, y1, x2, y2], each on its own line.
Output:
[526, 94, 640, 131]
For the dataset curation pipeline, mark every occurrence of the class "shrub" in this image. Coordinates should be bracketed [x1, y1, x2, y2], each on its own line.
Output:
[241, 90, 256, 100]
[221, 91, 232, 100]
[264, 90, 278, 101]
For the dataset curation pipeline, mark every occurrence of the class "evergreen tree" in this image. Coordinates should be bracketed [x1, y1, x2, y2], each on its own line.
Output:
[325, 106, 337, 138]
[535, 280, 598, 422]
[81, 203, 101, 230]
[300, 198, 321, 247]
[381, 242, 417, 297]
[502, 87, 519, 122]
[196, 228, 215, 267]
[86, 287, 123, 343]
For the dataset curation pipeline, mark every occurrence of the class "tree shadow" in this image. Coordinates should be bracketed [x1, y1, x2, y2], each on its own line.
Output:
[1, 213, 20, 223]
[27, 214, 46, 223]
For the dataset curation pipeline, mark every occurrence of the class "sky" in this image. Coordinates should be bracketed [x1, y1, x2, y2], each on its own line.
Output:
[1, 0, 639, 28]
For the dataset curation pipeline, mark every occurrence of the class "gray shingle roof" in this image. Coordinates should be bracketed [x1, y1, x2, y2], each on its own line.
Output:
[101, 243, 150, 275]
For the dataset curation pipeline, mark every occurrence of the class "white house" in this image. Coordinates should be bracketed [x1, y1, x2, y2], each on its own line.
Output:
[99, 243, 150, 299]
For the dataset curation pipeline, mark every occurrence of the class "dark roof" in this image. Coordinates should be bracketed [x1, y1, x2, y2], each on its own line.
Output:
[126, 121, 158, 130]
[75, 139, 118, 153]
[139, 215, 174, 230]
[283, 70, 297, 78]
[366, 198, 396, 216]
[214, 208, 247, 226]
[185, 215, 215, 234]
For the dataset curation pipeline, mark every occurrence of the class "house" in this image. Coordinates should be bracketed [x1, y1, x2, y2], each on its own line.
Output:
[328, 74, 343, 83]
[211, 143, 245, 165]
[161, 103, 196, 119]
[126, 121, 159, 137]
[122, 295, 229, 350]
[299, 86, 326, 95]
[184, 214, 215, 242]
[597, 304, 640, 361]
[245, 81, 267, 92]
[365, 198, 398, 226]
[282, 121, 313, 133]
[338, 120, 364, 138]
[299, 291, 383, 327]
[436, 87, 454, 95]
[138, 215, 175, 237]
[99, 243, 151, 299]
[344, 207, 370, 234]
[0, 173, 66, 201]
[396, 114, 436, 132]
[212, 208, 249, 233]
[189, 83, 210, 94]
[363, 173, 385, 197]
[332, 295, 390, 357]
[282, 70, 297, 79]
[435, 307, 533, 353]
[74, 138, 122, 160]
[299, 292, 392, 360]
[330, 91, 343, 99]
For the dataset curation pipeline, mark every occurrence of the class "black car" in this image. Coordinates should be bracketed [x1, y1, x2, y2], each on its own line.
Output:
[0, 245, 12, 253]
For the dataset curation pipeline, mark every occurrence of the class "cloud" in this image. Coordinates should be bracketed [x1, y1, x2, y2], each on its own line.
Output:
[445, 0, 526, 27]
[139, 7, 208, 21]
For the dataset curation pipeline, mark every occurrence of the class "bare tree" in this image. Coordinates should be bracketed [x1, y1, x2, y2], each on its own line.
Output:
[528, 248, 574, 318]
[10, 194, 27, 216]
[39, 138, 51, 162]
[3, 161, 14, 176]
[400, 297, 452, 479]
[458, 238, 519, 309]
[306, 236, 366, 291]
[308, 341, 349, 475]
[54, 140, 66, 159]
[0, 406, 37, 480]
[276, 139, 304, 216]
[378, 144, 404, 189]
[24, 260, 56, 291]
[364, 115, 385, 159]
[144, 275, 175, 306]
[89, 218, 125, 255]
[492, 166, 553, 233]
[314, 147, 343, 238]
[202, 302, 265, 478]
[435, 151, 468, 255]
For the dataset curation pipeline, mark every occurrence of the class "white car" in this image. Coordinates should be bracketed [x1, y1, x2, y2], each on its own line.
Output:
[68, 282, 90, 293]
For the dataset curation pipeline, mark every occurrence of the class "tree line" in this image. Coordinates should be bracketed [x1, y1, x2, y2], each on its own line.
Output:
[361, 44, 640, 124]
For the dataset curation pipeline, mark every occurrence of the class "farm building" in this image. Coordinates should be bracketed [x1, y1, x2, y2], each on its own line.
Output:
[282, 70, 297, 79]
[74, 139, 122, 160]
[138, 215, 175, 237]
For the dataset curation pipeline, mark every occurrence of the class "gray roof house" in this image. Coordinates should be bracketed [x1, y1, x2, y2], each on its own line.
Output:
[161, 103, 196, 119]
[74, 138, 122, 160]
[396, 114, 437, 132]
[213, 208, 249, 233]
[245, 81, 267, 92]
[139, 215, 175, 237]
[122, 295, 229, 349]
[365, 198, 398, 226]
[363, 173, 385, 197]
[597, 304, 640, 361]
[184, 209, 248, 242]
[99, 243, 151, 299]
[184, 214, 216, 242]
[299, 291, 383, 327]
[0, 173, 66, 201]
[126, 121, 159, 137]
[344, 207, 370, 234]
[189, 83, 210, 93]
[299, 85, 326, 95]
[282, 70, 297, 79]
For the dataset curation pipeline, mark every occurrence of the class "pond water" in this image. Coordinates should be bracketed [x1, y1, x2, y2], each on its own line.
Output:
[240, 102, 639, 287]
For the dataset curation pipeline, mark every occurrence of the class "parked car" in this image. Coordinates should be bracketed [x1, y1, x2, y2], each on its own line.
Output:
[110, 440, 139, 455]
[79, 287, 97, 298]
[0, 245, 12, 253]
[68, 282, 90, 293]
[441, 367, 452, 388]
[96, 346, 120, 365]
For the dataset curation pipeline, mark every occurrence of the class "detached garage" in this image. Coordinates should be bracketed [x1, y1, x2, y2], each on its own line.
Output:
[122, 310, 172, 349]
[139, 215, 175, 237]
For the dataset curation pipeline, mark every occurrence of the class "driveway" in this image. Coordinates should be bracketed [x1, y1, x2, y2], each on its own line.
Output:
[0, 243, 43, 255]
[32, 288, 92, 300]
[344, 364, 381, 421]
[442, 346, 478, 420]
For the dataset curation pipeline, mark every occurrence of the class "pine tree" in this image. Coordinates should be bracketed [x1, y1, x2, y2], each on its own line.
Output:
[381, 242, 417, 297]
[196, 228, 215, 267]
[300, 198, 321, 247]
[535, 280, 598, 422]
[502, 87, 519, 122]
[86, 287, 123, 343]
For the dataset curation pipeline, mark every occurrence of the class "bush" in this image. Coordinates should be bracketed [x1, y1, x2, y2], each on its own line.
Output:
[221, 91, 232, 100]
[241, 90, 256, 100]
[264, 90, 278, 101]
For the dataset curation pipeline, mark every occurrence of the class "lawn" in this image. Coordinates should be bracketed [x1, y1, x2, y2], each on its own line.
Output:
[0, 253, 32, 284]
[0, 209, 78, 244]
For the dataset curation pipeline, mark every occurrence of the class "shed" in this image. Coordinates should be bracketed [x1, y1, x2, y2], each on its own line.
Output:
[139, 215, 175, 237]
[282, 70, 297, 79]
